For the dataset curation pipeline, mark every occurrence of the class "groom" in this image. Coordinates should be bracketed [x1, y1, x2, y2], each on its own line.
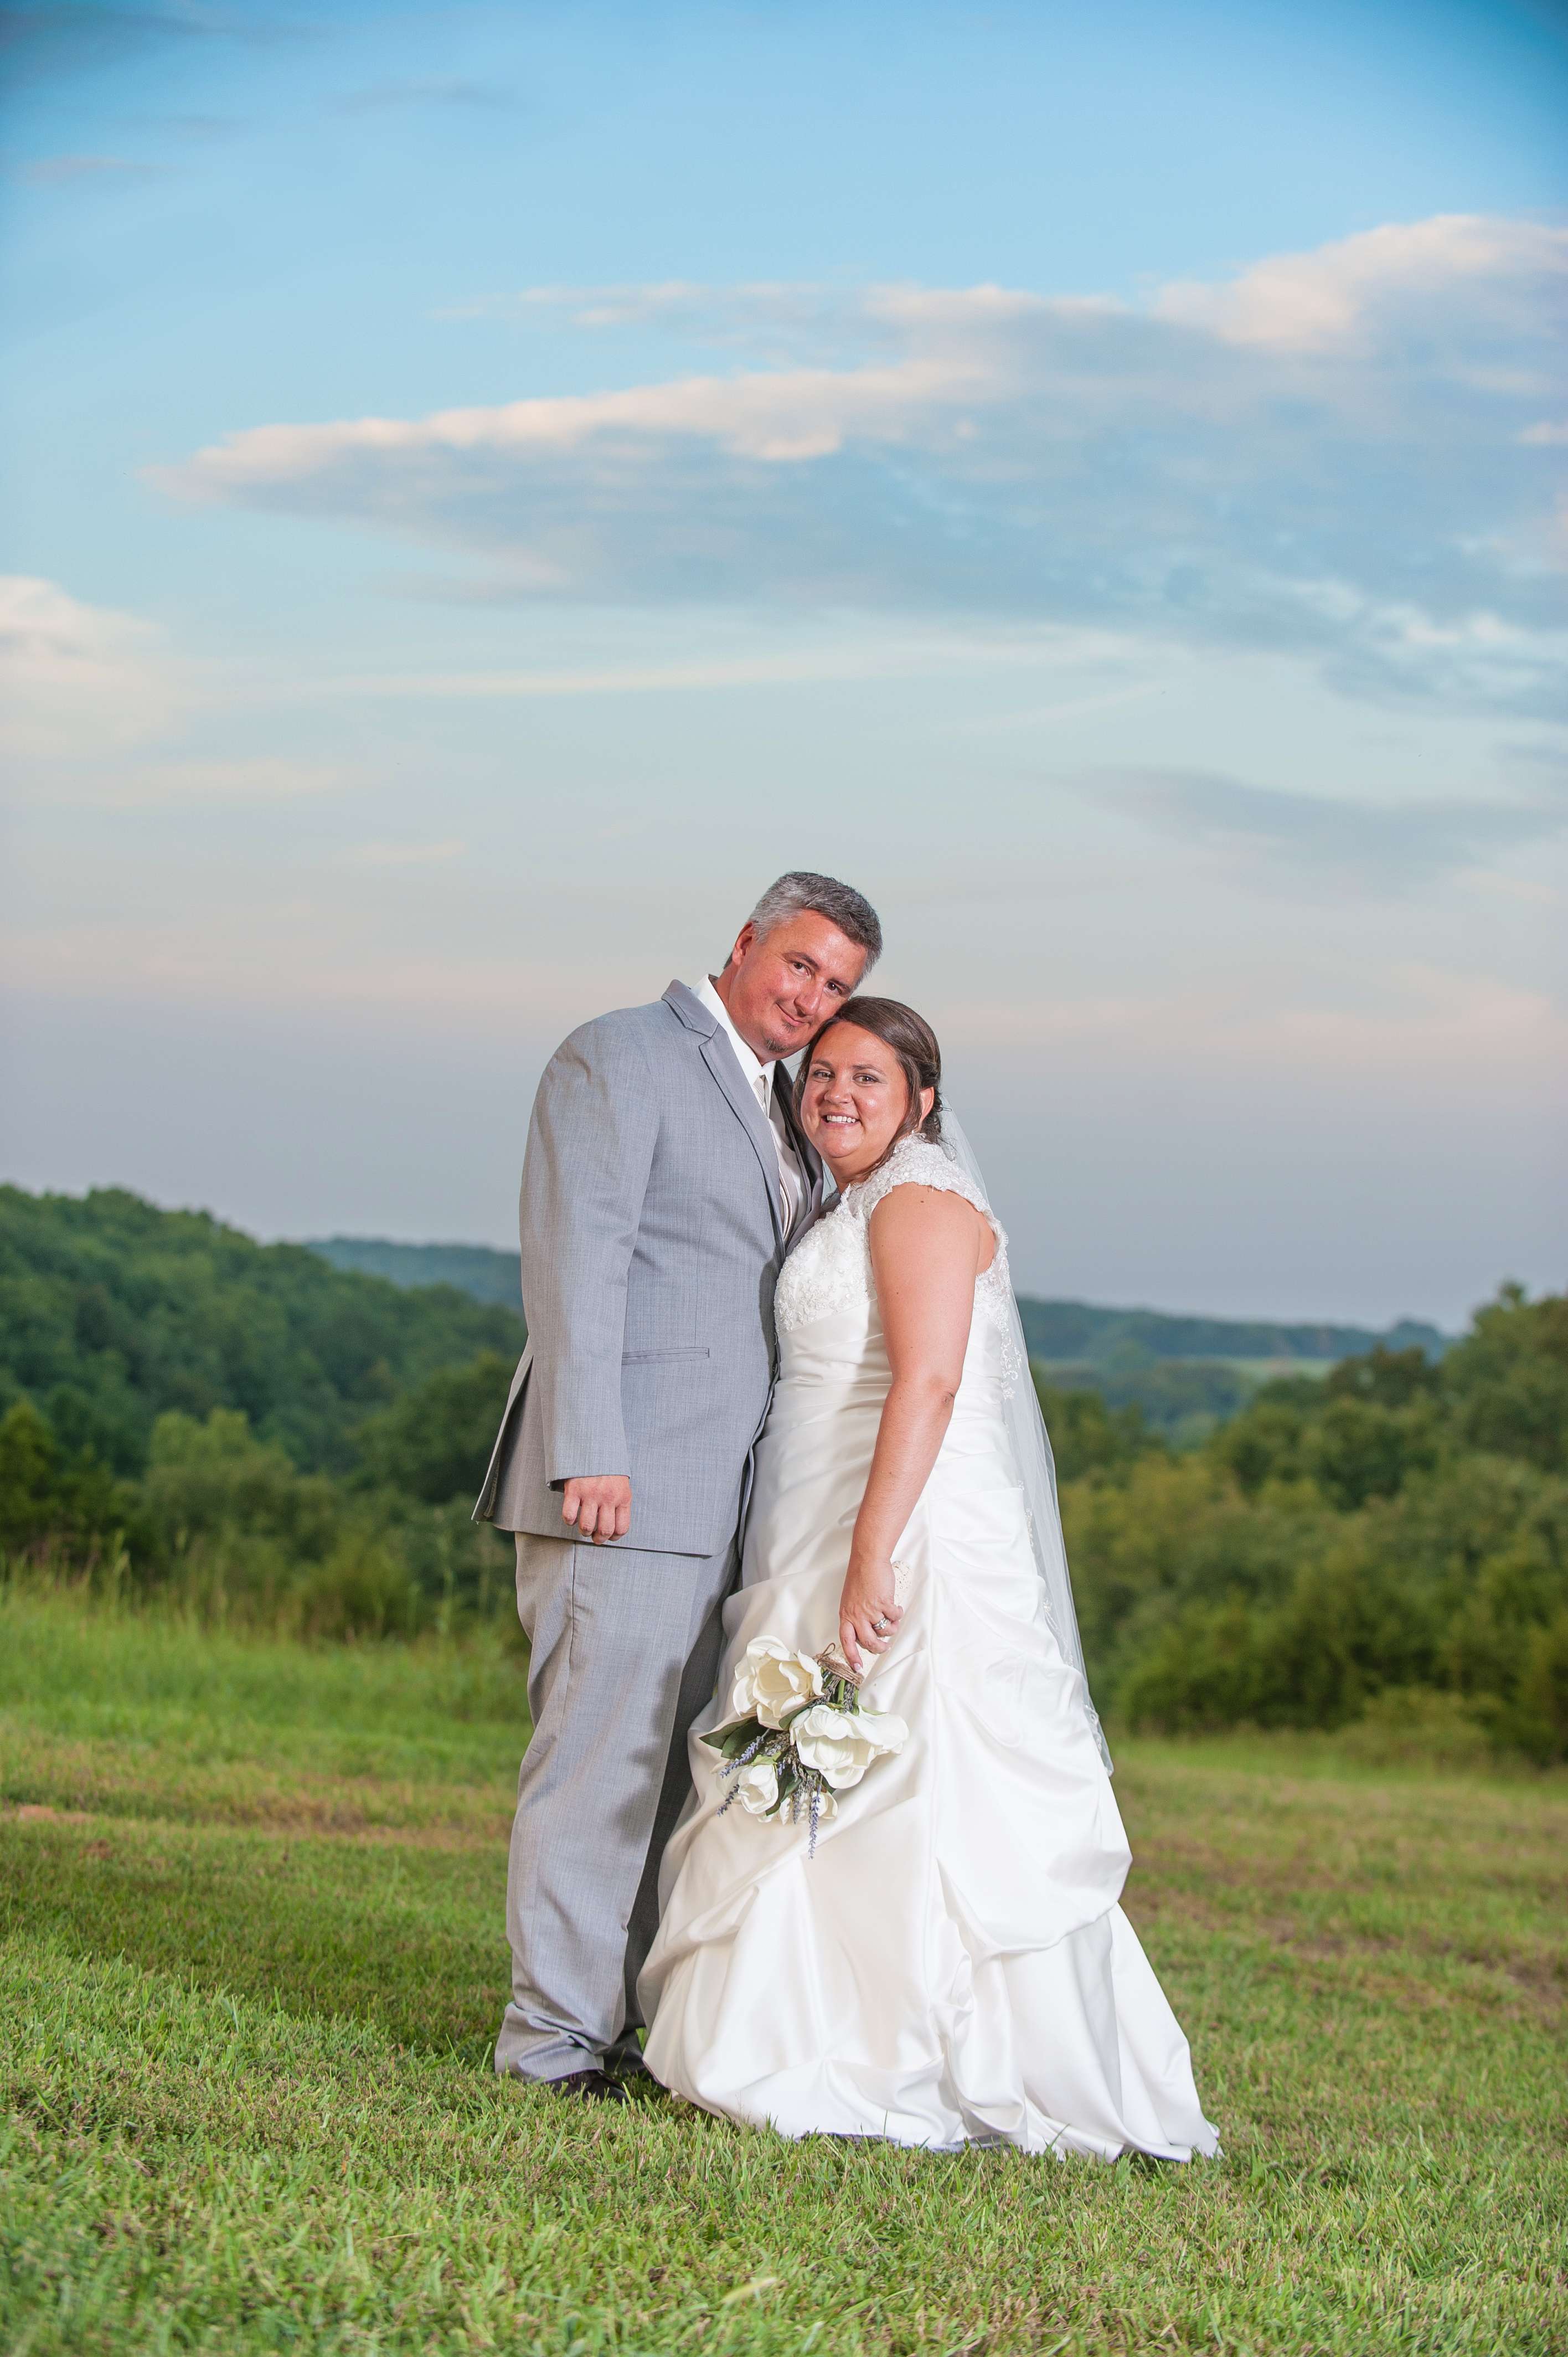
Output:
[474, 871, 882, 2098]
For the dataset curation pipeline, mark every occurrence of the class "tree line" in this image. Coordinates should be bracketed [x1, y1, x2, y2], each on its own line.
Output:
[2, 1185, 1564, 1758]
[1043, 1290, 1567, 1761]
[0, 1185, 521, 1639]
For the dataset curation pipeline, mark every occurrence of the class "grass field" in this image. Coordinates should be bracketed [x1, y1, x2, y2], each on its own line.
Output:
[3, 1587, 1565, 2356]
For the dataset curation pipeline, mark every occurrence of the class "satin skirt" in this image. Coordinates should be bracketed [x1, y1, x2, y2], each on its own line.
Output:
[639, 1389, 1219, 2160]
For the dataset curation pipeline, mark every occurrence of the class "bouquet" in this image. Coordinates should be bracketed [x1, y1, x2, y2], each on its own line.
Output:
[702, 1635, 909, 1854]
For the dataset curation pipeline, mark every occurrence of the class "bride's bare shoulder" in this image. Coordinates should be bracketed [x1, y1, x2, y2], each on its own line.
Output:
[860, 1140, 997, 1272]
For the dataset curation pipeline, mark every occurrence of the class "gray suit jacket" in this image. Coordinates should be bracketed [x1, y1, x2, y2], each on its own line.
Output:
[474, 981, 825, 1558]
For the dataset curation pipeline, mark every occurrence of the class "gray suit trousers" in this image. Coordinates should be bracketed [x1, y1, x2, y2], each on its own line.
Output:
[494, 1529, 736, 2082]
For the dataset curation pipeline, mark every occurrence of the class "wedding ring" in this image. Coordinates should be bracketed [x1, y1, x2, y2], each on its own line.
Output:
[873, 1617, 889, 1633]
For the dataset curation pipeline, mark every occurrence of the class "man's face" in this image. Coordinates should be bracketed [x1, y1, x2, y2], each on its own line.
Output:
[718, 912, 868, 1062]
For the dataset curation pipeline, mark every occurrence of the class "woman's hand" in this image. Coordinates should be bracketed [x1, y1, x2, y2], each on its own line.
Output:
[839, 1553, 904, 1678]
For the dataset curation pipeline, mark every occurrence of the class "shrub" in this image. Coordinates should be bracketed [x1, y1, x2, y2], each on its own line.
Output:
[1033, 1375, 1156, 1484]
[1444, 1286, 1568, 1473]
[1304, 1397, 1438, 1511]
[1060, 1288, 1568, 1758]
[350, 1351, 515, 1505]
[1337, 1687, 1493, 1769]
[1508, 1610, 1568, 1765]
[145, 1408, 340, 1561]
[0, 1398, 145, 1563]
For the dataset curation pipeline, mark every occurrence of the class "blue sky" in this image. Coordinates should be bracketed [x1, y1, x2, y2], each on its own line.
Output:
[2, 0, 1565, 1324]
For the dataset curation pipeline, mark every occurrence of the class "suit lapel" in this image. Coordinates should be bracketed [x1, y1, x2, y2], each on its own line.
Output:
[698, 1033, 786, 1248]
[777, 1071, 825, 1224]
[662, 981, 818, 1247]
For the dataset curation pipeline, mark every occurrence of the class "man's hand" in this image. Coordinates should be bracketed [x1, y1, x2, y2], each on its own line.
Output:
[561, 1475, 632, 1545]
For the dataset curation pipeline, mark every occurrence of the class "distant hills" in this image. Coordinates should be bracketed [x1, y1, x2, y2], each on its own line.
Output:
[310, 1237, 529, 1314]
[307, 1236, 1448, 1373]
[0, 1180, 1451, 1479]
[1014, 1298, 1447, 1370]
[1, 1188, 520, 1477]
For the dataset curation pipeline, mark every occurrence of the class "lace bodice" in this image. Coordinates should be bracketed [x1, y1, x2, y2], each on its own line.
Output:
[774, 1135, 1022, 1393]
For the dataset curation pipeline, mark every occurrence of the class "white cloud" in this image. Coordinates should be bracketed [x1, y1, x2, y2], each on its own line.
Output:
[0, 916, 645, 1033]
[1156, 214, 1567, 352]
[154, 217, 1568, 717]
[1098, 764, 1568, 891]
[13, 903, 1557, 1101]
[0, 575, 181, 759]
[321, 622, 1131, 701]
[0, 585, 366, 806]
[940, 965, 1568, 1075]
[159, 355, 981, 486]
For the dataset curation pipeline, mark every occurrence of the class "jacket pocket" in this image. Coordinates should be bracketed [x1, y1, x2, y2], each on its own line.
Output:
[621, 1346, 711, 1363]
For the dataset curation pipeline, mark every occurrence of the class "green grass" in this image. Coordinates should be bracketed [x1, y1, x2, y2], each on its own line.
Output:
[3, 1588, 1565, 2356]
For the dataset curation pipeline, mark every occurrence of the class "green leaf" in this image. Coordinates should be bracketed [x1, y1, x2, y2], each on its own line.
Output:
[702, 1718, 764, 1758]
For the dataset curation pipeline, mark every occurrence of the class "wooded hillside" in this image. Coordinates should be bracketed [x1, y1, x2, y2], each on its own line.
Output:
[1, 1186, 520, 1478]
[2, 1186, 1562, 1758]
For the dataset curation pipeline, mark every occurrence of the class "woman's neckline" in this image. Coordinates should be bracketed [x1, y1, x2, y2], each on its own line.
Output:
[840, 1134, 945, 1197]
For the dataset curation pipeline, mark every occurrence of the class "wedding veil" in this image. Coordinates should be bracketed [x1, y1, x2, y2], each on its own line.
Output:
[940, 1112, 1114, 1774]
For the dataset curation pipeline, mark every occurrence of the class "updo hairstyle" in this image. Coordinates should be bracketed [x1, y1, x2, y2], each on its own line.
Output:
[796, 995, 944, 1161]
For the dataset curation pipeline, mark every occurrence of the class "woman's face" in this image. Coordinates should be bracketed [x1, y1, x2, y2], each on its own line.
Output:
[798, 1021, 932, 1186]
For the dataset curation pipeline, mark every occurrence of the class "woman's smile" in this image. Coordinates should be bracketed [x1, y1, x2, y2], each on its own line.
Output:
[796, 1018, 929, 1184]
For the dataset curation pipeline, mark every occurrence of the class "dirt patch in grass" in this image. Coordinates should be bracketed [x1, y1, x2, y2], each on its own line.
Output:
[4, 1799, 507, 1850]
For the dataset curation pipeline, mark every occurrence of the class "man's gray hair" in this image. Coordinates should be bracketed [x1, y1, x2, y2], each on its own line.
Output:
[742, 871, 883, 969]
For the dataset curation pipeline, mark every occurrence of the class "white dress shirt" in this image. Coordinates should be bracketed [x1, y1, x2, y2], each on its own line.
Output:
[694, 974, 806, 1233]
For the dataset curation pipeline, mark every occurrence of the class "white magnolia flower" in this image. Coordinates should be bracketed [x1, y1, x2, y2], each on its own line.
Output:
[729, 1636, 825, 1729]
[854, 1707, 910, 1758]
[733, 1757, 780, 1816]
[791, 1702, 909, 1790]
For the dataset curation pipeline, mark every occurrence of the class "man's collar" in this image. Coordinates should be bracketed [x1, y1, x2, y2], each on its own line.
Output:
[694, 974, 772, 1090]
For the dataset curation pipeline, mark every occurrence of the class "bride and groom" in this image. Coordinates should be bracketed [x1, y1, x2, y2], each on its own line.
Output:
[475, 871, 1216, 2158]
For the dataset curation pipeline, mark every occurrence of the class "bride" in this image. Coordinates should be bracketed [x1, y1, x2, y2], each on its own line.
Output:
[639, 995, 1218, 2159]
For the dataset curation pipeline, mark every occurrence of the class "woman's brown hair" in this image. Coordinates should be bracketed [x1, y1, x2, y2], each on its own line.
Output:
[795, 996, 943, 1160]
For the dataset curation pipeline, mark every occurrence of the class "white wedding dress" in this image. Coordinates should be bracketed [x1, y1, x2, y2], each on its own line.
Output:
[639, 1136, 1218, 2160]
